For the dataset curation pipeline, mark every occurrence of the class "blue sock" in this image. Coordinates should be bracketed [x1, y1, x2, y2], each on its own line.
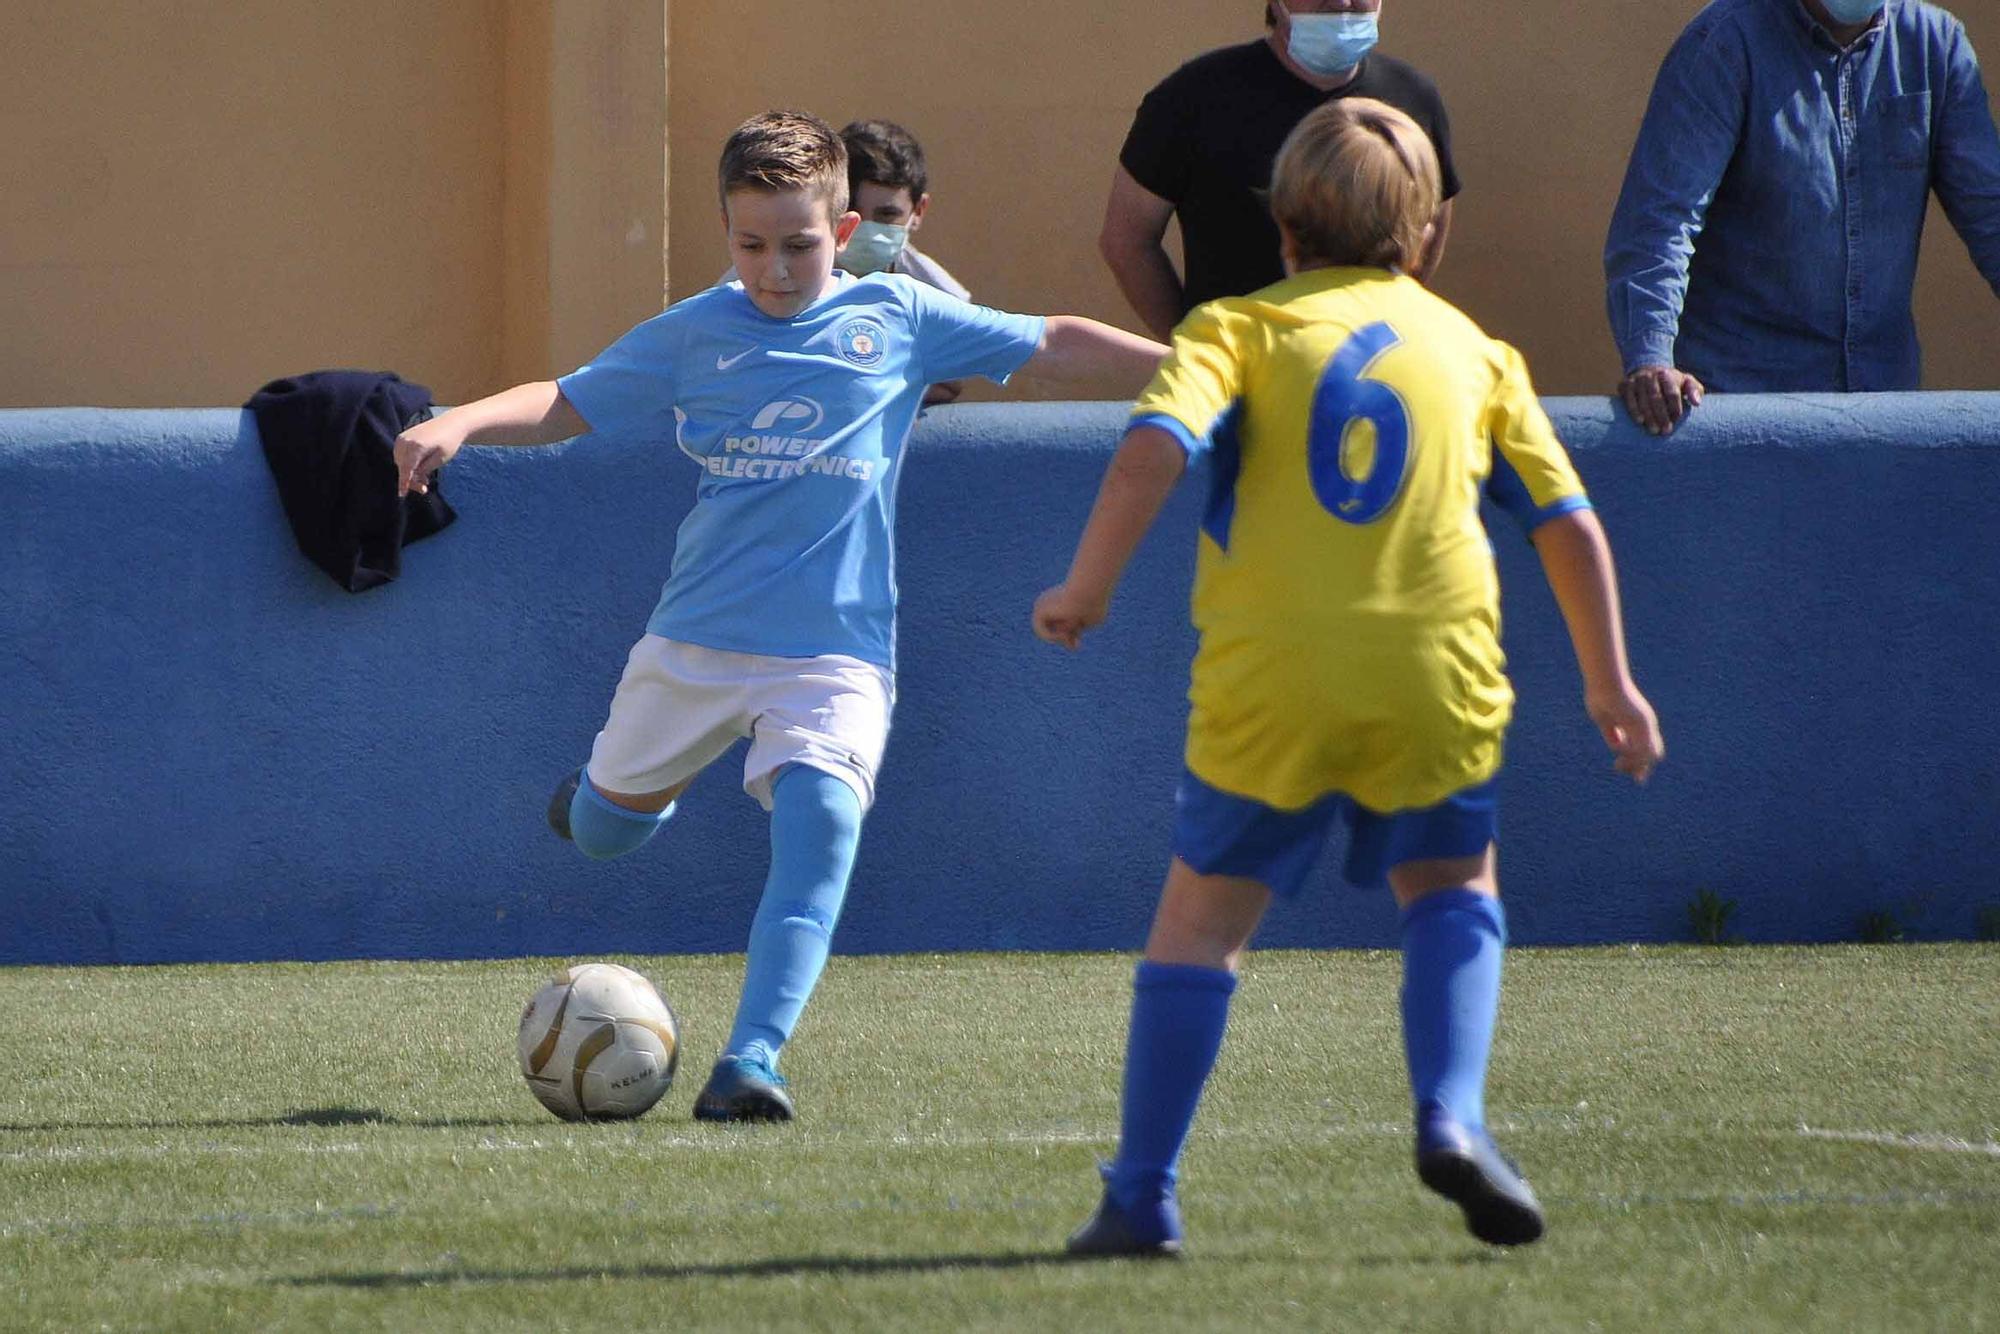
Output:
[1400, 888, 1506, 1131]
[568, 771, 675, 861]
[722, 766, 864, 1071]
[1105, 961, 1238, 1208]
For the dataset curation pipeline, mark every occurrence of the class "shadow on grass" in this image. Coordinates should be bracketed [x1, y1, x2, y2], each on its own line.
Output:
[283, 1251, 1114, 1288]
[282, 1249, 1496, 1289]
[0, 1107, 526, 1132]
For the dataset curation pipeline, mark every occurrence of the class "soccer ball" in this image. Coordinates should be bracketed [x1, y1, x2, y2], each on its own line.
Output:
[517, 962, 681, 1121]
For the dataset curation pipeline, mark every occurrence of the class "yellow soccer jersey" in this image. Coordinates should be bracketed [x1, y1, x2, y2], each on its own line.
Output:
[1133, 266, 1589, 814]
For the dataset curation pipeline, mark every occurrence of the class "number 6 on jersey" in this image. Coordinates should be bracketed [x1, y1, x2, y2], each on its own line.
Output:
[1307, 322, 1413, 525]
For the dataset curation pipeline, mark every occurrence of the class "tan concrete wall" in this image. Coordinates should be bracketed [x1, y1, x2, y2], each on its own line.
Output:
[2, 3, 1991, 406]
[1, 3, 507, 407]
[0, 1, 666, 408]
[667, 1, 1998, 397]
[540, 4, 671, 380]
[497, 2, 669, 386]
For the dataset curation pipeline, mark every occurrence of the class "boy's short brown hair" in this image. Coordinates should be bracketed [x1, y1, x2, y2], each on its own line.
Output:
[1270, 98, 1441, 273]
[718, 110, 849, 219]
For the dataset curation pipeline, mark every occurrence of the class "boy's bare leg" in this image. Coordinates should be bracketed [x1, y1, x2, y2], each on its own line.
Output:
[1142, 859, 1271, 971]
[554, 771, 697, 859]
[588, 774, 696, 813]
[1388, 846, 1496, 908]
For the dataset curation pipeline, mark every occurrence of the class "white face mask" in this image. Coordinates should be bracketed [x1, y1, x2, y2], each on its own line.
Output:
[839, 220, 910, 276]
[1286, 11, 1379, 77]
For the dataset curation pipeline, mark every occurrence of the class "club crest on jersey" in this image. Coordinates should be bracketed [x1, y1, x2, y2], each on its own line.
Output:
[834, 317, 888, 368]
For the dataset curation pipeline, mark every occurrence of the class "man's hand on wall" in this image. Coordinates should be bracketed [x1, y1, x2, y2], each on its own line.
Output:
[1618, 365, 1705, 436]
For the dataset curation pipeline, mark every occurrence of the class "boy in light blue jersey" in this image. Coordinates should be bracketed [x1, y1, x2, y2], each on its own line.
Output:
[396, 110, 1166, 1121]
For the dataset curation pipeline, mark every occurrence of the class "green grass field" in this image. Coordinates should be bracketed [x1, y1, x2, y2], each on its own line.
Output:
[4, 946, 1996, 1332]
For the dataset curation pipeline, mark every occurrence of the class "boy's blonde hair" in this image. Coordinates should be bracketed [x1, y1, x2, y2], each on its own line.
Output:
[718, 110, 850, 219]
[1270, 98, 1441, 273]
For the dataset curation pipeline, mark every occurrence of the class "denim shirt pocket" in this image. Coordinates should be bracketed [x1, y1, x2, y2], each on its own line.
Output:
[1872, 91, 1932, 171]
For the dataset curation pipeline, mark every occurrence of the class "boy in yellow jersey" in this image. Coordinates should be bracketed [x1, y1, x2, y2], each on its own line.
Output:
[1035, 98, 1664, 1257]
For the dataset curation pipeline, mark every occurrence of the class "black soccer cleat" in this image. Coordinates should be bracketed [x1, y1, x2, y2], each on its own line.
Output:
[1415, 1105, 1546, 1246]
[546, 768, 582, 841]
[1065, 1167, 1184, 1259]
[693, 1055, 796, 1122]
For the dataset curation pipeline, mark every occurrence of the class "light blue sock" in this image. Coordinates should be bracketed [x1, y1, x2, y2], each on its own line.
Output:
[1106, 961, 1237, 1208]
[722, 766, 863, 1071]
[568, 771, 675, 861]
[1400, 888, 1506, 1131]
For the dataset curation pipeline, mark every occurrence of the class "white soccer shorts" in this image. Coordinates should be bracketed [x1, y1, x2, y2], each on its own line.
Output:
[584, 635, 894, 811]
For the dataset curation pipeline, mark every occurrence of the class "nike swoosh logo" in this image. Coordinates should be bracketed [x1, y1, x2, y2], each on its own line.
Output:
[716, 348, 757, 370]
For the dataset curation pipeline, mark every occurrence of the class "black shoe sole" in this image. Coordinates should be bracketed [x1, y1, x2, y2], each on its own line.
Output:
[1064, 1197, 1185, 1259]
[1065, 1235, 1184, 1260]
[693, 1093, 795, 1123]
[1418, 1149, 1546, 1247]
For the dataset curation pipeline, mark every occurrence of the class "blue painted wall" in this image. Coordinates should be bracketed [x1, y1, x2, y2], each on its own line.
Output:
[3, 396, 1997, 965]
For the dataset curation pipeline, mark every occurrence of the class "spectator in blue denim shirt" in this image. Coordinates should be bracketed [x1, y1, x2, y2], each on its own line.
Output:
[1605, 0, 2000, 434]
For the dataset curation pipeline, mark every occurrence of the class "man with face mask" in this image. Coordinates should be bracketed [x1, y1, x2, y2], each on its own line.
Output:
[1101, 1, 1459, 341]
[1605, 0, 2000, 433]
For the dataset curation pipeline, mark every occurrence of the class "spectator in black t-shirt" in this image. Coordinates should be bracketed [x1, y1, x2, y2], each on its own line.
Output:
[1102, 0, 1460, 339]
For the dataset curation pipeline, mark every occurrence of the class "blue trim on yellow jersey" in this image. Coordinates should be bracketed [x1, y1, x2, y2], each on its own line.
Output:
[1130, 411, 1205, 459]
[1201, 403, 1244, 551]
[1486, 449, 1594, 534]
[1128, 408, 1242, 550]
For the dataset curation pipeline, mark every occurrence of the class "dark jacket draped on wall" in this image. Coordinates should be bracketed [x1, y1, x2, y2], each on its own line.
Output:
[248, 370, 456, 592]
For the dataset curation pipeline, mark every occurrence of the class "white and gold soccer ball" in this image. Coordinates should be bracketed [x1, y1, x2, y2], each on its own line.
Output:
[517, 962, 681, 1121]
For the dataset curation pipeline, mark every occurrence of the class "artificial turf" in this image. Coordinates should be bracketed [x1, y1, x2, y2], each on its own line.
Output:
[2, 945, 1995, 1331]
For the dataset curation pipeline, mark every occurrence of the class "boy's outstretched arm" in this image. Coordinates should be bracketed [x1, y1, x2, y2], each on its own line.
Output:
[1015, 316, 1170, 398]
[1032, 424, 1186, 649]
[394, 380, 589, 496]
[1530, 508, 1665, 782]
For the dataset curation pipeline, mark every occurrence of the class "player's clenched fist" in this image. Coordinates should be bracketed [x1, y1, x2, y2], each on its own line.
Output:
[1032, 582, 1110, 651]
[393, 423, 463, 496]
[1586, 682, 1665, 784]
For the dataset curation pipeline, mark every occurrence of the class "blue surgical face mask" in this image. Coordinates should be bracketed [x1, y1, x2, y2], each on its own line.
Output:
[1819, 0, 1884, 23]
[839, 220, 910, 276]
[1286, 11, 1378, 77]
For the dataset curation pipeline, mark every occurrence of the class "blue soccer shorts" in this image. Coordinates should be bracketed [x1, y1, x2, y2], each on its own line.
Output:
[1171, 769, 1499, 897]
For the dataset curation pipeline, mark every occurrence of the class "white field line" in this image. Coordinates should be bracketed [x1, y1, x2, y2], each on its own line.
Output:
[0, 1120, 1413, 1166]
[5, 1117, 1995, 1168]
[6, 1119, 1997, 1239]
[1795, 1126, 2000, 1157]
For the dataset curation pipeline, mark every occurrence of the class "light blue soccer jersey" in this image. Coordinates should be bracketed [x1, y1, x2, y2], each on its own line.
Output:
[557, 272, 1044, 670]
